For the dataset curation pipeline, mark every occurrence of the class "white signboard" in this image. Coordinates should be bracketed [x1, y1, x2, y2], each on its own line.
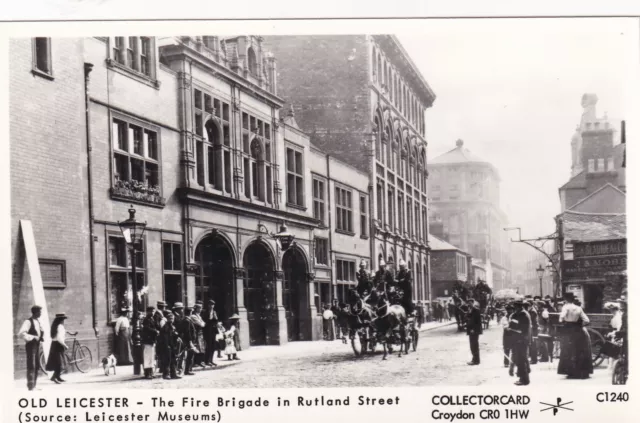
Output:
[20, 220, 52, 367]
[566, 284, 585, 305]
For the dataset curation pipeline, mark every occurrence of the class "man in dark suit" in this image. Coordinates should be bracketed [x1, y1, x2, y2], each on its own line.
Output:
[524, 300, 539, 364]
[466, 298, 483, 365]
[201, 299, 218, 365]
[509, 300, 531, 385]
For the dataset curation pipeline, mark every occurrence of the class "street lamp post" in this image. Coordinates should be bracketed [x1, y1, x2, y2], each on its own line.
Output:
[536, 264, 545, 298]
[118, 205, 147, 375]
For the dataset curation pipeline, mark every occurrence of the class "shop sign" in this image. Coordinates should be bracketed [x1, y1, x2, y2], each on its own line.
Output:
[574, 239, 626, 258]
[563, 256, 627, 277]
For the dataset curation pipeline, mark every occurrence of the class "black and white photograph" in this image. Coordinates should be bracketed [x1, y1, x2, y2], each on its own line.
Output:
[9, 18, 633, 395]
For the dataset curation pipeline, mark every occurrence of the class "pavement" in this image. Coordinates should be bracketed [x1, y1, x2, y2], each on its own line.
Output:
[16, 319, 612, 390]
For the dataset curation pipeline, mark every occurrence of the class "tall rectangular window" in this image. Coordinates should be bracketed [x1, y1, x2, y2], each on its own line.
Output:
[336, 259, 356, 304]
[608, 157, 615, 171]
[597, 158, 605, 172]
[111, 116, 162, 206]
[286, 146, 304, 207]
[360, 194, 368, 237]
[312, 178, 326, 224]
[109, 36, 155, 79]
[314, 238, 329, 266]
[33, 38, 52, 76]
[335, 186, 353, 233]
[588, 159, 595, 173]
[108, 235, 145, 321]
[315, 280, 331, 312]
[162, 242, 182, 309]
[387, 188, 395, 229]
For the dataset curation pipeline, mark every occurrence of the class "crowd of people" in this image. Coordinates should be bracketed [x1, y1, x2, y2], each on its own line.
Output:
[17, 300, 242, 390]
[490, 292, 627, 386]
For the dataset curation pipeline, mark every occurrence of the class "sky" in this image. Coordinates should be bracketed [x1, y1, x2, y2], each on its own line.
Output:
[397, 18, 638, 239]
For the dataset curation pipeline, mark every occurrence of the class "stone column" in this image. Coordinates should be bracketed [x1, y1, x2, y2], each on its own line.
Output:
[307, 273, 321, 341]
[269, 270, 288, 345]
[184, 263, 199, 307]
[234, 267, 250, 350]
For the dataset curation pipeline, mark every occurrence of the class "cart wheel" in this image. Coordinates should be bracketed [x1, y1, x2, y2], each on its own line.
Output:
[412, 330, 419, 351]
[587, 328, 606, 367]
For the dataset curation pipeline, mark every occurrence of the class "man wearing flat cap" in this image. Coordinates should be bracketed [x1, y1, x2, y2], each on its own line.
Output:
[17, 305, 45, 390]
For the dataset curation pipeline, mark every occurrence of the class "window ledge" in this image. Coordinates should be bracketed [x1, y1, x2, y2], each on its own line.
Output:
[110, 187, 166, 209]
[335, 229, 356, 237]
[106, 58, 160, 90]
[286, 202, 307, 211]
[360, 234, 369, 240]
[31, 68, 54, 81]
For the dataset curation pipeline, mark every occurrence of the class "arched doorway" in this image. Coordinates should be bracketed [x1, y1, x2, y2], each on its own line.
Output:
[194, 235, 235, 321]
[243, 242, 276, 346]
[282, 247, 308, 341]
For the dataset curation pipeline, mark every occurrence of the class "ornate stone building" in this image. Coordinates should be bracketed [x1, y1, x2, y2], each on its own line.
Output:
[427, 140, 511, 290]
[11, 36, 373, 373]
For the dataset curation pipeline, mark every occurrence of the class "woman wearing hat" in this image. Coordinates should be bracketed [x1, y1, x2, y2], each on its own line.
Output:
[46, 313, 69, 384]
[114, 308, 133, 365]
[557, 292, 593, 379]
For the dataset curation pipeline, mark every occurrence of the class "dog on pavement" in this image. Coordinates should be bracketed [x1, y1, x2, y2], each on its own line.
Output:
[101, 354, 117, 376]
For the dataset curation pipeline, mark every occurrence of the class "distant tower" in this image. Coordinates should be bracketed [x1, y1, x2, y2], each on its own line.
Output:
[580, 93, 598, 127]
[571, 125, 583, 177]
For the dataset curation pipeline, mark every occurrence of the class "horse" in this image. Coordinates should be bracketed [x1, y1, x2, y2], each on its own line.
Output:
[372, 297, 408, 360]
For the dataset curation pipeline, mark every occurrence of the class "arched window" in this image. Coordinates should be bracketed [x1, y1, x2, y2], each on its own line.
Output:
[376, 179, 384, 222]
[401, 141, 408, 181]
[421, 150, 427, 192]
[386, 126, 393, 169]
[204, 120, 223, 190]
[374, 117, 381, 162]
[377, 53, 382, 85]
[391, 135, 399, 173]
[383, 61, 388, 90]
[250, 137, 265, 200]
[372, 47, 377, 81]
[242, 113, 273, 203]
[410, 147, 417, 186]
[247, 47, 258, 76]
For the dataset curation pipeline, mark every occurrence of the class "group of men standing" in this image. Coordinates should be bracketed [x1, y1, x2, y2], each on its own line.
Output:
[355, 258, 414, 315]
[140, 300, 239, 380]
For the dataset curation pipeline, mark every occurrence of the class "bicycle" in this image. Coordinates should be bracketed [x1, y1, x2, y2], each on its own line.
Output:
[38, 331, 93, 374]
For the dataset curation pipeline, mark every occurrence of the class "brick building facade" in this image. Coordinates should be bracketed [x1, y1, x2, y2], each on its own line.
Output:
[263, 35, 436, 304]
[428, 235, 472, 298]
[11, 36, 373, 372]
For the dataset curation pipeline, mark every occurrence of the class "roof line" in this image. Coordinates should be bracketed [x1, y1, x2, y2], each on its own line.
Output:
[561, 209, 626, 216]
[567, 182, 626, 211]
[558, 170, 586, 191]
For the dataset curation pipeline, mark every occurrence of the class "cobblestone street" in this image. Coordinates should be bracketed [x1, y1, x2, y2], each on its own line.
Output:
[18, 321, 611, 390]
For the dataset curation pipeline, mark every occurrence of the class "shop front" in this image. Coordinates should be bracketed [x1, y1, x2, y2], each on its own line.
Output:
[562, 239, 627, 313]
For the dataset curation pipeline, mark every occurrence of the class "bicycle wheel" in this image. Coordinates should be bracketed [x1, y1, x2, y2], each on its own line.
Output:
[74, 346, 93, 373]
[612, 359, 628, 385]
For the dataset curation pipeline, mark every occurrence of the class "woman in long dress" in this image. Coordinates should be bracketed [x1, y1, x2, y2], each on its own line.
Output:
[46, 313, 68, 383]
[114, 308, 133, 365]
[557, 294, 593, 379]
